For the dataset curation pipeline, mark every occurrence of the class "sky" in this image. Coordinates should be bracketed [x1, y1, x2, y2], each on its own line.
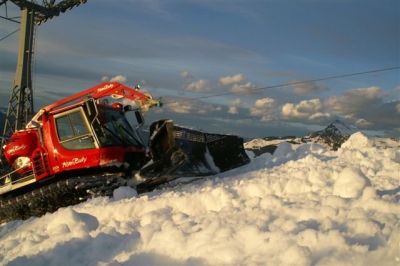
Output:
[0, 0, 399, 137]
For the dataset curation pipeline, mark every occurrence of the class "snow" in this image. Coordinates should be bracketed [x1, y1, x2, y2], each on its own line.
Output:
[204, 146, 220, 173]
[332, 167, 369, 198]
[113, 186, 138, 201]
[341, 131, 370, 149]
[1, 132, 400, 266]
[244, 137, 295, 149]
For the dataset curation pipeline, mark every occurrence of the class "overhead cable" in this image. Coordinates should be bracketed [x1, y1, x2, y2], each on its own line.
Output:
[163, 66, 400, 106]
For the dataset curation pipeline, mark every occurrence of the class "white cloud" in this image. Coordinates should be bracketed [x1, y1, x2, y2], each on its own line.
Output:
[167, 101, 193, 114]
[250, 97, 276, 121]
[309, 112, 331, 120]
[327, 86, 382, 115]
[253, 98, 275, 109]
[228, 106, 238, 114]
[228, 98, 241, 114]
[291, 80, 324, 95]
[219, 74, 246, 86]
[355, 118, 372, 128]
[282, 98, 323, 119]
[165, 97, 221, 115]
[231, 82, 256, 93]
[110, 75, 128, 83]
[383, 86, 400, 102]
[323, 86, 400, 130]
[186, 79, 210, 92]
[101, 75, 128, 83]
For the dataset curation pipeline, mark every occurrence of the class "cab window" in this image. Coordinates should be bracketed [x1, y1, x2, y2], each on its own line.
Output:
[55, 109, 95, 150]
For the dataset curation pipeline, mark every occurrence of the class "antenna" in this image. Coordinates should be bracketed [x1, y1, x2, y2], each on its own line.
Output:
[0, 0, 87, 153]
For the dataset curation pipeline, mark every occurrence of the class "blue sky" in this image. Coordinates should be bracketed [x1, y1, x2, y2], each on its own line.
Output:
[0, 0, 399, 137]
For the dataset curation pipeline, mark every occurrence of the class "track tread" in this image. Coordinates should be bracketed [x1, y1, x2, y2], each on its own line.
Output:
[0, 175, 125, 223]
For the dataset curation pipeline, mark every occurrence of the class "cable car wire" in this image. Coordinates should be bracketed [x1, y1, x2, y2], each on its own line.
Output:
[162, 66, 400, 106]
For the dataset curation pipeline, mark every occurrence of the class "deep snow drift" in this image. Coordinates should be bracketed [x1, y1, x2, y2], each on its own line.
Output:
[1, 132, 399, 266]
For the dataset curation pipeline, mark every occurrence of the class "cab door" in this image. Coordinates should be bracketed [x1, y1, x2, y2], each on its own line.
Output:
[52, 107, 100, 172]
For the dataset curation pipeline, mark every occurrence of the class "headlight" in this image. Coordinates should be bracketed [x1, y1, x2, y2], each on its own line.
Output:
[12, 156, 31, 170]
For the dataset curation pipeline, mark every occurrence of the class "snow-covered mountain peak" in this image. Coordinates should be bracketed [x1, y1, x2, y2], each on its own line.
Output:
[244, 120, 360, 157]
[324, 119, 358, 136]
[306, 119, 359, 150]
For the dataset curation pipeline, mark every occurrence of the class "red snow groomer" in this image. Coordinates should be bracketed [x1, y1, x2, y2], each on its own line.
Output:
[0, 82, 249, 222]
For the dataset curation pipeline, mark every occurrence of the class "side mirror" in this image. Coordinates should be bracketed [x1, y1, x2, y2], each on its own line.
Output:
[135, 110, 144, 126]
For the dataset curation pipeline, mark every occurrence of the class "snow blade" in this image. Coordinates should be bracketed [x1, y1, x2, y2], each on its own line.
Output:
[139, 120, 250, 187]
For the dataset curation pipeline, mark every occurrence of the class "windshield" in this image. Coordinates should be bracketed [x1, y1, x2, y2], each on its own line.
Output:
[93, 107, 143, 147]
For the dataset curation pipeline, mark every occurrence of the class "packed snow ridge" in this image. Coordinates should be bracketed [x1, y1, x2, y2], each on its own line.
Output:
[1, 132, 400, 266]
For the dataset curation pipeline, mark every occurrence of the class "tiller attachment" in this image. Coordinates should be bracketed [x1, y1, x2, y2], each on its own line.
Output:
[139, 120, 250, 187]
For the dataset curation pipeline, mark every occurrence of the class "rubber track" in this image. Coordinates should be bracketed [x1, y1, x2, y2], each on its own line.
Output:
[0, 175, 125, 223]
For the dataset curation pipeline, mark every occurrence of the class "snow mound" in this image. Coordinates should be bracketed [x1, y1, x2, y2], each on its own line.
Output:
[113, 186, 138, 200]
[333, 167, 369, 198]
[1, 134, 399, 266]
[341, 132, 370, 149]
[46, 208, 99, 237]
[273, 141, 293, 158]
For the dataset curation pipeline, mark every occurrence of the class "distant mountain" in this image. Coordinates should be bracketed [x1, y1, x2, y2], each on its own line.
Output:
[245, 120, 359, 156]
[303, 119, 358, 150]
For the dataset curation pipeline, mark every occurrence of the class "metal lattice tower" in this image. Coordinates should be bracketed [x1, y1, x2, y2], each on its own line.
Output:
[0, 0, 86, 154]
[4, 8, 35, 138]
